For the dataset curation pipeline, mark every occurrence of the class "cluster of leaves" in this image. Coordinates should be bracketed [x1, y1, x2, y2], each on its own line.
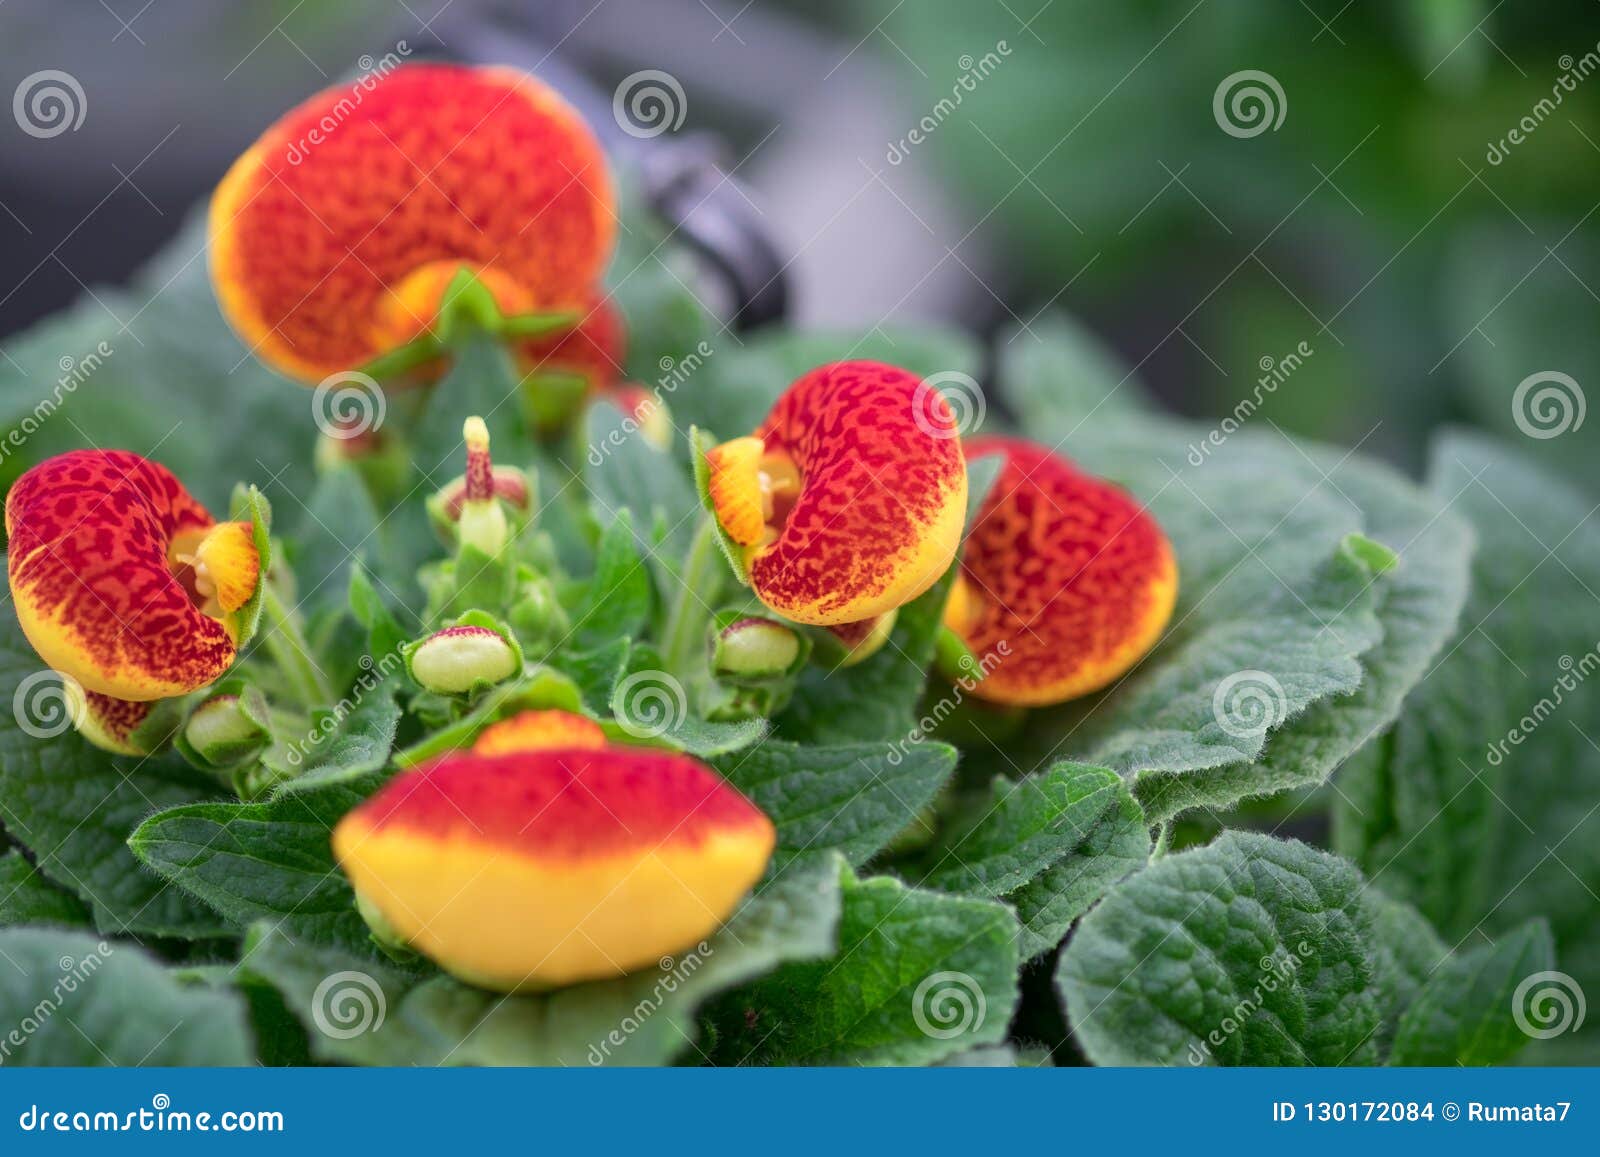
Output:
[0, 206, 1594, 1067]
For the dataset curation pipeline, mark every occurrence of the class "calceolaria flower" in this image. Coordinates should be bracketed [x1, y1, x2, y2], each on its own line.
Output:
[209, 64, 615, 385]
[332, 710, 775, 991]
[6, 450, 265, 701]
[945, 437, 1177, 706]
[702, 360, 967, 627]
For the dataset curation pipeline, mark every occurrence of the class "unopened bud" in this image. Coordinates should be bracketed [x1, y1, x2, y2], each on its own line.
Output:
[182, 688, 271, 769]
[711, 617, 802, 682]
[610, 385, 673, 451]
[405, 620, 522, 695]
[65, 683, 181, 757]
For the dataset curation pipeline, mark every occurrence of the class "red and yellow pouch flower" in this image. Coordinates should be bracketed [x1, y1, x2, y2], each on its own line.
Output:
[700, 360, 968, 646]
[6, 450, 265, 702]
[333, 710, 775, 992]
[946, 436, 1177, 706]
[209, 63, 618, 399]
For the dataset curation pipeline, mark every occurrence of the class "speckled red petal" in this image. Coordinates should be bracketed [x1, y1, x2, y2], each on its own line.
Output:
[210, 64, 615, 382]
[730, 361, 967, 626]
[5, 450, 239, 701]
[951, 436, 1177, 706]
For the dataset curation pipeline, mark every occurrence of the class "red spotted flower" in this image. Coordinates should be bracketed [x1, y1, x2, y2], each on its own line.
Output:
[333, 710, 775, 992]
[209, 64, 616, 385]
[946, 437, 1176, 707]
[703, 360, 967, 627]
[6, 450, 263, 703]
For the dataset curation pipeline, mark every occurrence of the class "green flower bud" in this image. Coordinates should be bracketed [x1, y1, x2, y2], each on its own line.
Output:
[404, 617, 523, 696]
[711, 617, 802, 682]
[181, 687, 271, 769]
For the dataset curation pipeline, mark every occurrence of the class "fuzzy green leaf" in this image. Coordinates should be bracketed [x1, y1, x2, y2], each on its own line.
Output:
[1058, 832, 1382, 1066]
[0, 928, 253, 1065]
[714, 740, 957, 867]
[1335, 432, 1600, 1060]
[1389, 919, 1555, 1066]
[0, 849, 90, 928]
[710, 868, 1020, 1065]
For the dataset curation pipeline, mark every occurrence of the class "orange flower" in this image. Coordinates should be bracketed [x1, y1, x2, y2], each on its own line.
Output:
[332, 710, 775, 991]
[6, 450, 263, 701]
[210, 64, 615, 383]
[703, 360, 967, 626]
[947, 437, 1177, 706]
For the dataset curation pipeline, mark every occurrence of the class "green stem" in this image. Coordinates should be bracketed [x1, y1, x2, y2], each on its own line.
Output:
[259, 583, 333, 707]
[661, 517, 726, 685]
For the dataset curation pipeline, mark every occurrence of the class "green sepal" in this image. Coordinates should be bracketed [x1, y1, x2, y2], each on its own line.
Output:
[225, 483, 273, 650]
